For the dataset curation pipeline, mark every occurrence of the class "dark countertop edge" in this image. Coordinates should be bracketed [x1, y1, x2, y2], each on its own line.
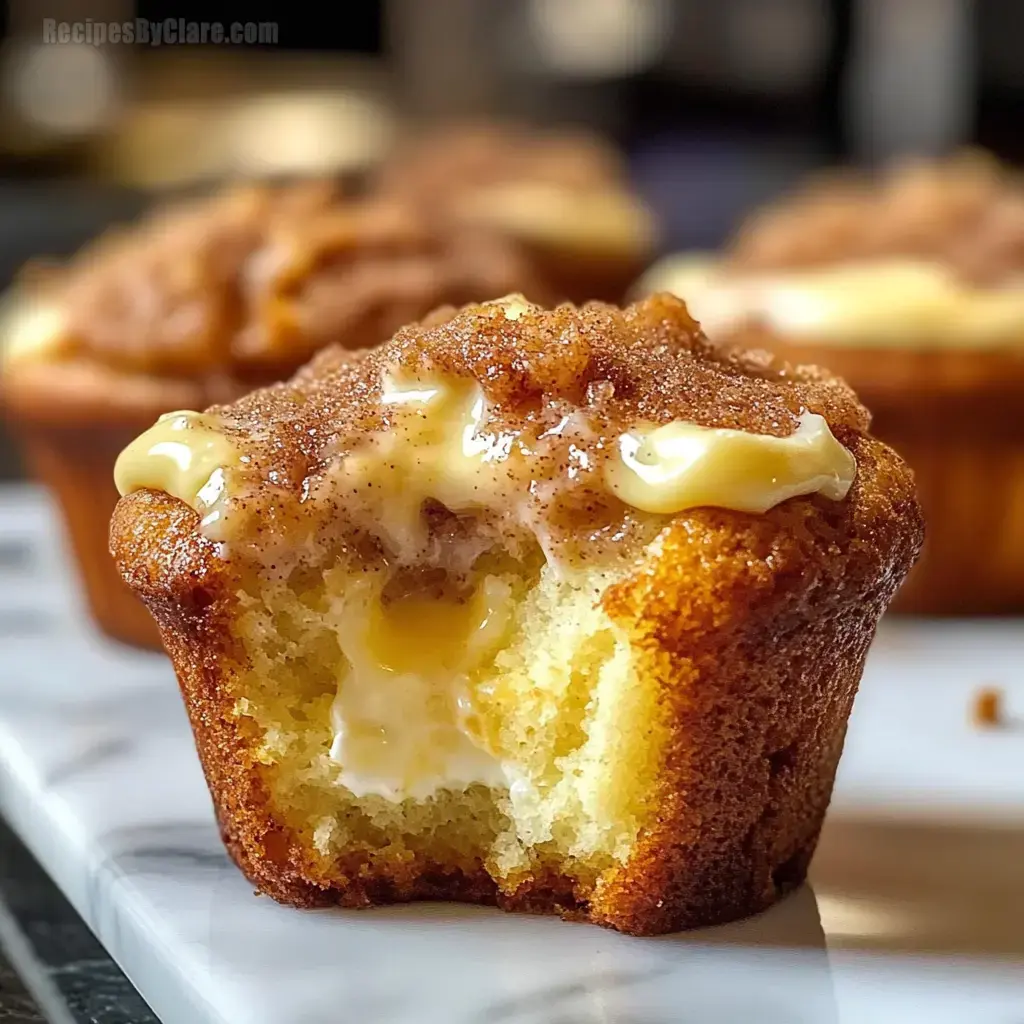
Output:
[0, 895, 73, 1024]
[0, 935, 48, 1023]
[0, 819, 159, 1024]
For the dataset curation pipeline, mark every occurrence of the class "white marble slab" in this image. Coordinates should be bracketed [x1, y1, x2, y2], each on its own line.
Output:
[1, 484, 1023, 1024]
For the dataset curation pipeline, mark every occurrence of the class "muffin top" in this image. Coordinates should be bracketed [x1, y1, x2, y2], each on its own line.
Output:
[728, 149, 1024, 286]
[272, 292, 867, 437]
[376, 122, 627, 199]
[3, 180, 553, 390]
[375, 122, 655, 260]
[115, 293, 866, 569]
[637, 151, 1024, 348]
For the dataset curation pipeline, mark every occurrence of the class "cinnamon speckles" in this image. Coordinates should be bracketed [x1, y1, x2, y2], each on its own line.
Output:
[197, 294, 871, 567]
[389, 302, 596, 409]
[227, 292, 864, 440]
[585, 378, 615, 407]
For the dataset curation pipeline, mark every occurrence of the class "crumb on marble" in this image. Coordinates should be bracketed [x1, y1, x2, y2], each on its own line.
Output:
[971, 686, 1004, 728]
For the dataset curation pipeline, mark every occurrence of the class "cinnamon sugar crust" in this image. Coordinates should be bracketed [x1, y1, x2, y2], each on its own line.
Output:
[374, 121, 630, 207]
[110, 294, 923, 935]
[213, 292, 868, 491]
[11, 181, 554, 395]
[194, 294, 870, 567]
[727, 149, 1024, 285]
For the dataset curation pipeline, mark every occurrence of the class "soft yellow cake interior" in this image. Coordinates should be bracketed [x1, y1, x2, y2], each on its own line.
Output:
[230, 546, 662, 887]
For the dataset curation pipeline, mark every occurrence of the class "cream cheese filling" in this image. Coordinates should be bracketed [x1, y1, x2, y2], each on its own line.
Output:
[113, 410, 238, 533]
[326, 573, 513, 801]
[605, 413, 855, 515]
[638, 254, 1024, 347]
[455, 181, 654, 255]
[330, 371, 522, 561]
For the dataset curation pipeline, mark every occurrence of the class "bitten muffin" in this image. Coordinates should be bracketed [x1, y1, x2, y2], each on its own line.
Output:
[374, 122, 655, 305]
[1, 181, 552, 648]
[110, 294, 922, 935]
[638, 150, 1024, 615]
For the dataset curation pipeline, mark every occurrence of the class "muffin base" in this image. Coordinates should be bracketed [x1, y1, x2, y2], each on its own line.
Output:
[15, 420, 162, 648]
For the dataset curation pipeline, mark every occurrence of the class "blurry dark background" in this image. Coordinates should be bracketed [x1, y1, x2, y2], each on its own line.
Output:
[0, 0, 1018, 476]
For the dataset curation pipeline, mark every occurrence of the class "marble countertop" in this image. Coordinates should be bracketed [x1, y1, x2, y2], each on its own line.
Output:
[1, 484, 1023, 1024]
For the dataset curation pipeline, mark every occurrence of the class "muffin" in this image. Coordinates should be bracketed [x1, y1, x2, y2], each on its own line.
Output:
[1, 181, 554, 648]
[110, 294, 922, 934]
[375, 122, 655, 305]
[638, 150, 1024, 615]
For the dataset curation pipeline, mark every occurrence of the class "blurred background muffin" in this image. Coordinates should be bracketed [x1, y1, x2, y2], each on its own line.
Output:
[374, 121, 655, 303]
[0, 180, 554, 647]
[638, 150, 1024, 615]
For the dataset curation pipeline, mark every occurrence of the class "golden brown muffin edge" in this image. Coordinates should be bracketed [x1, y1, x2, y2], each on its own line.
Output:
[110, 423, 923, 933]
[109, 293, 922, 932]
